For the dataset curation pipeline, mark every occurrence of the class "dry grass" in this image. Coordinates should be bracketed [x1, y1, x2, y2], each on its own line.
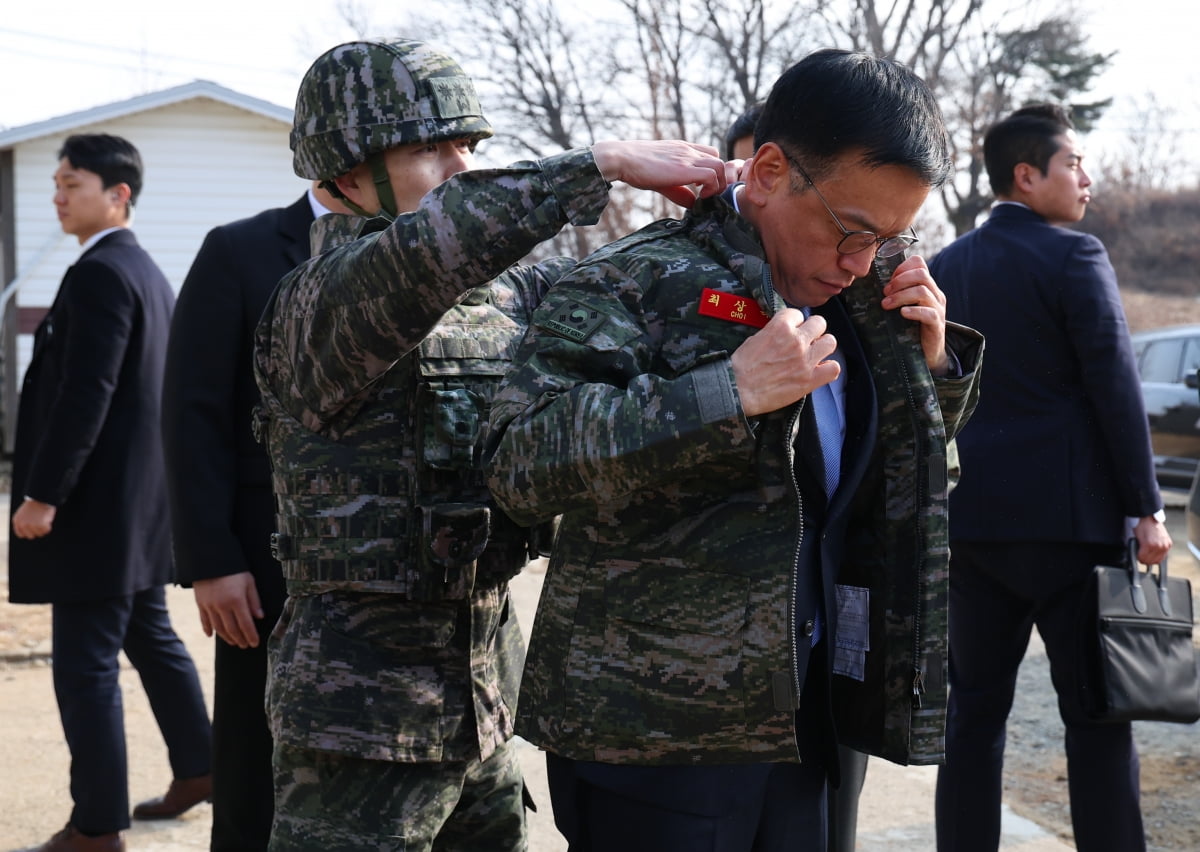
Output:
[1122, 288, 1200, 333]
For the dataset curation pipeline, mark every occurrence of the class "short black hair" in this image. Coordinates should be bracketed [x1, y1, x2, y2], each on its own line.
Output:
[57, 134, 144, 206]
[755, 48, 951, 187]
[983, 104, 1075, 197]
[724, 103, 763, 160]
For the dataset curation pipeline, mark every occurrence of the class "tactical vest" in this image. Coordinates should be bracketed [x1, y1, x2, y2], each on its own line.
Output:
[257, 286, 536, 600]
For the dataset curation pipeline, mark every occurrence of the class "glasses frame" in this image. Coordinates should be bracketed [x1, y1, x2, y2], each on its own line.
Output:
[782, 151, 919, 259]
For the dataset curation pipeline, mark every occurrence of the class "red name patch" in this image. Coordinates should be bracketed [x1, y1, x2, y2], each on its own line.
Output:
[698, 288, 770, 329]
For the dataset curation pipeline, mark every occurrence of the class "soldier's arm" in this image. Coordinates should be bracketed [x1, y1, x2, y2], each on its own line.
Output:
[485, 264, 756, 526]
[268, 142, 728, 429]
[269, 148, 607, 425]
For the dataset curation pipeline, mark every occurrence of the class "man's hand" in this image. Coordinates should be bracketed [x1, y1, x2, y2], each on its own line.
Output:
[12, 498, 56, 539]
[194, 572, 264, 649]
[591, 140, 734, 207]
[881, 255, 950, 375]
[730, 309, 840, 418]
[1133, 515, 1172, 566]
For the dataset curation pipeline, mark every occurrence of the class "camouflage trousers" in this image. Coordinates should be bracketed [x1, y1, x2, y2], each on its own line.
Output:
[269, 739, 527, 851]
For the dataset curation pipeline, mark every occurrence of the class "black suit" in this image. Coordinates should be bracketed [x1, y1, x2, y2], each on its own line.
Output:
[162, 194, 314, 851]
[933, 203, 1159, 851]
[9, 228, 212, 835]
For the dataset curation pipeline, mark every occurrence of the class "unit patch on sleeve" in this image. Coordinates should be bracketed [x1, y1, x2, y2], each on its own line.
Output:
[540, 303, 606, 342]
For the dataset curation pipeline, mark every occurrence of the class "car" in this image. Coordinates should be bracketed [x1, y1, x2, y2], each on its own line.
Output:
[1130, 324, 1200, 490]
[1188, 466, 1200, 563]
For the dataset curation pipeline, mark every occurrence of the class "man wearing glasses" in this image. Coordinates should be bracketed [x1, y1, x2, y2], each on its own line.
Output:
[485, 49, 983, 850]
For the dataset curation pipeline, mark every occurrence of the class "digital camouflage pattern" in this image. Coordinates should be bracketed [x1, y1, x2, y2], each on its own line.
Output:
[271, 738, 526, 851]
[252, 147, 612, 773]
[486, 193, 983, 767]
[291, 39, 494, 180]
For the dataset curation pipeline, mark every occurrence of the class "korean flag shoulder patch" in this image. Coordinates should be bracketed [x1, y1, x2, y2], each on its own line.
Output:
[539, 303, 606, 342]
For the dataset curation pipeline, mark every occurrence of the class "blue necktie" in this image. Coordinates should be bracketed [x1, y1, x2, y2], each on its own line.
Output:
[804, 314, 844, 648]
[811, 379, 842, 499]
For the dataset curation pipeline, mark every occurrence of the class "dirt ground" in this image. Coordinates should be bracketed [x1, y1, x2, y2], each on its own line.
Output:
[0, 578, 49, 661]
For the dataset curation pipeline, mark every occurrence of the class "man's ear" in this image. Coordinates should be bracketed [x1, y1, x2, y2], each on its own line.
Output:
[331, 163, 373, 210]
[740, 142, 790, 207]
[1012, 162, 1039, 194]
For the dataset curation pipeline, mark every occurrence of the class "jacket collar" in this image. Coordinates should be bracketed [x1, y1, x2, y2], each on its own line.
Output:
[686, 190, 778, 312]
[280, 193, 317, 268]
[78, 226, 135, 260]
[986, 201, 1047, 226]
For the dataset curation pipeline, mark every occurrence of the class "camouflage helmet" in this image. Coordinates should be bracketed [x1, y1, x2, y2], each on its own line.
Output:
[291, 39, 494, 180]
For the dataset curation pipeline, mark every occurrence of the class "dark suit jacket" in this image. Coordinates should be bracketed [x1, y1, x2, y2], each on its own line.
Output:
[162, 194, 314, 588]
[934, 203, 1160, 544]
[9, 229, 176, 603]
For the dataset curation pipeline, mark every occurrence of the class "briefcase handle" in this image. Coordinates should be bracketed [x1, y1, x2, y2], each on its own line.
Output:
[1124, 537, 1173, 617]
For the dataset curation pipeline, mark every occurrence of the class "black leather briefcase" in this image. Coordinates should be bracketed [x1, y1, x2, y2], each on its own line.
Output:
[1078, 539, 1200, 724]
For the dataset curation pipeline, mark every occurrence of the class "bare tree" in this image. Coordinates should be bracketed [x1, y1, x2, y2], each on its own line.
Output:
[437, 0, 618, 158]
[341, 0, 1121, 246]
[1096, 94, 1182, 193]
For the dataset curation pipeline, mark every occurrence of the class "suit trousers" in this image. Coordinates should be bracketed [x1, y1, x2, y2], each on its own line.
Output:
[51, 585, 212, 835]
[210, 573, 284, 852]
[935, 540, 1144, 852]
[547, 752, 828, 852]
[827, 745, 868, 852]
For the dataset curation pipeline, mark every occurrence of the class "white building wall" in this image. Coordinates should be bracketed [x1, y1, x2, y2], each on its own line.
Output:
[12, 97, 308, 382]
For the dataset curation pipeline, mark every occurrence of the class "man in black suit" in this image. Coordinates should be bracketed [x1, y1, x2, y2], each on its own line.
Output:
[162, 181, 339, 851]
[9, 133, 213, 852]
[933, 104, 1171, 852]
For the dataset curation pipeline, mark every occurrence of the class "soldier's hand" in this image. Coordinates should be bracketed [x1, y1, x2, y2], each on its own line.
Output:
[12, 497, 56, 539]
[730, 309, 840, 418]
[194, 572, 264, 649]
[592, 140, 730, 207]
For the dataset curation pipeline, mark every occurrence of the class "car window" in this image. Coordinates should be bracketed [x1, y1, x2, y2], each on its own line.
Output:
[1182, 337, 1200, 384]
[1141, 339, 1184, 383]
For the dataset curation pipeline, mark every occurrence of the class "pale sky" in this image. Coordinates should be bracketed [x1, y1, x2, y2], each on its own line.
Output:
[2, 0, 1197, 180]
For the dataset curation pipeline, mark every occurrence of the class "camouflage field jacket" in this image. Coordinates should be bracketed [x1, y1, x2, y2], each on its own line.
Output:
[253, 147, 611, 764]
[487, 193, 984, 767]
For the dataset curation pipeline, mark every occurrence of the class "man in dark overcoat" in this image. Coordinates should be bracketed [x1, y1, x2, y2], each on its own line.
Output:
[10, 133, 212, 852]
[162, 181, 339, 851]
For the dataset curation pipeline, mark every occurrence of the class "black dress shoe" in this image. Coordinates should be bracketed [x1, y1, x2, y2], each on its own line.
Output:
[36, 824, 125, 852]
[131, 773, 213, 820]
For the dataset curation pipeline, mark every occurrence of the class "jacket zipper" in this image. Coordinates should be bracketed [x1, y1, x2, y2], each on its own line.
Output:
[874, 256, 929, 711]
[785, 398, 806, 704]
[895, 332, 927, 710]
[760, 266, 809, 708]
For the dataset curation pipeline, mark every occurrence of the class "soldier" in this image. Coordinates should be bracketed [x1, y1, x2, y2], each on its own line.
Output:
[252, 39, 730, 851]
[485, 49, 984, 850]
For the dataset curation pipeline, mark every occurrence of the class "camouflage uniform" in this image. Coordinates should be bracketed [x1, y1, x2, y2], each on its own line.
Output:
[486, 192, 984, 769]
[252, 39, 615, 852]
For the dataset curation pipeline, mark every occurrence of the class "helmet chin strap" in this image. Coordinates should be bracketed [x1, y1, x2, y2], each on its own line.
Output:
[320, 152, 398, 221]
[369, 153, 398, 221]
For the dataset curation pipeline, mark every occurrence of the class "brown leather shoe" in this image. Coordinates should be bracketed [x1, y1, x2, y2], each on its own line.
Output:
[37, 824, 124, 852]
[131, 773, 213, 820]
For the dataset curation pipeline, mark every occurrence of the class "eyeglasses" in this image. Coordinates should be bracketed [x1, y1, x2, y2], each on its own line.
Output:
[783, 152, 919, 259]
